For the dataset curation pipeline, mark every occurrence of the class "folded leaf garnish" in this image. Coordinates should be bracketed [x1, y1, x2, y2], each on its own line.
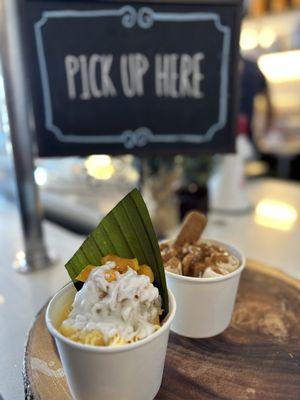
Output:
[65, 189, 169, 315]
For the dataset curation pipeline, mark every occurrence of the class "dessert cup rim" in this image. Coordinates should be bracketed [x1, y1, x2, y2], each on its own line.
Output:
[46, 283, 176, 353]
[162, 238, 246, 284]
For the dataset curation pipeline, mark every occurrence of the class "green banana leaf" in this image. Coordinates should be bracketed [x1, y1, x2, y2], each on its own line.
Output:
[65, 188, 169, 315]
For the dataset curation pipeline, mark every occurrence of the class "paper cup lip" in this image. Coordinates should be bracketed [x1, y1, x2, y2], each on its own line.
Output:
[163, 238, 246, 284]
[46, 283, 176, 354]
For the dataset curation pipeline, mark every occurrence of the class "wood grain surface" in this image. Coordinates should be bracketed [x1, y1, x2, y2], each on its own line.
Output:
[23, 260, 300, 400]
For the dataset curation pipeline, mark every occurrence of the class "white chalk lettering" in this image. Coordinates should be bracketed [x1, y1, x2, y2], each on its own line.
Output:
[155, 55, 169, 97]
[79, 55, 91, 100]
[179, 54, 193, 97]
[120, 55, 134, 97]
[65, 55, 80, 99]
[121, 54, 149, 97]
[89, 55, 102, 97]
[170, 54, 179, 98]
[155, 53, 205, 98]
[192, 53, 205, 98]
[101, 55, 116, 97]
[89, 55, 116, 97]
[64, 54, 116, 100]
[135, 53, 149, 96]
[64, 52, 205, 100]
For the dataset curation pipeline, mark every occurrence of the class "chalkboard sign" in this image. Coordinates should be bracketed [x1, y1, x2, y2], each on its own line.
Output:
[24, 0, 242, 156]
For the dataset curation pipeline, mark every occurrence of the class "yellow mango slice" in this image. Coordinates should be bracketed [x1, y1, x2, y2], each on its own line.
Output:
[101, 254, 139, 271]
[75, 265, 96, 282]
[138, 265, 154, 283]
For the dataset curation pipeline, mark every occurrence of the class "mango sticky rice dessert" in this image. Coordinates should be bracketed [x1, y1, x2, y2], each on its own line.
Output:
[60, 256, 162, 346]
[46, 189, 175, 400]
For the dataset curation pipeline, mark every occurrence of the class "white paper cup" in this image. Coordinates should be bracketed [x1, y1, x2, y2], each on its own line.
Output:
[165, 239, 245, 338]
[46, 283, 176, 400]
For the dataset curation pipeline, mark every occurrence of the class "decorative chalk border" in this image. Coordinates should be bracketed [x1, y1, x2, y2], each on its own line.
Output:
[34, 6, 231, 149]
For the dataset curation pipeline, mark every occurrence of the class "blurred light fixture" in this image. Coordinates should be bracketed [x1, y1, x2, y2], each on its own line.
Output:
[16, 250, 25, 261]
[255, 199, 298, 231]
[13, 251, 27, 270]
[85, 155, 115, 180]
[0, 295, 5, 305]
[122, 155, 134, 163]
[245, 161, 268, 177]
[126, 169, 139, 183]
[240, 28, 258, 51]
[258, 27, 276, 49]
[258, 50, 300, 83]
[34, 167, 47, 186]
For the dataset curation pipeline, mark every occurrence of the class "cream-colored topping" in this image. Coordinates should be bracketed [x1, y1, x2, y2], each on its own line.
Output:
[202, 254, 240, 278]
[61, 262, 162, 345]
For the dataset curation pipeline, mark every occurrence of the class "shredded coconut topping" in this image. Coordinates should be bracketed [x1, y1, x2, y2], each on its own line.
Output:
[61, 262, 162, 345]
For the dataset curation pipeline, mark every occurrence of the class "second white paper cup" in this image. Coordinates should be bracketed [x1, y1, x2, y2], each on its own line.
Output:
[46, 283, 176, 400]
[165, 239, 245, 338]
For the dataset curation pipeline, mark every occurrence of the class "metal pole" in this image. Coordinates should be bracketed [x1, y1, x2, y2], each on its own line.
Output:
[0, 0, 52, 272]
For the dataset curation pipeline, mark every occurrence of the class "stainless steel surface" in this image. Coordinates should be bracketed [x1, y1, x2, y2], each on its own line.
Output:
[0, 0, 51, 271]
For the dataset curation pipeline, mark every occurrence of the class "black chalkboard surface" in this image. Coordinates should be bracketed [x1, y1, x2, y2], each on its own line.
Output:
[24, 0, 242, 156]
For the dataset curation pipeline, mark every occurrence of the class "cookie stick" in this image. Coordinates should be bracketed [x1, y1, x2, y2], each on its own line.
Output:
[174, 211, 207, 247]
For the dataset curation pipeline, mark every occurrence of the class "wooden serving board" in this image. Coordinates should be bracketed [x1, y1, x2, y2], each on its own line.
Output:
[23, 260, 300, 400]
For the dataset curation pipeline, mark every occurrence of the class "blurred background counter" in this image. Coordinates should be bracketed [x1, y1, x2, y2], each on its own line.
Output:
[41, 176, 300, 280]
[1, 150, 299, 276]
